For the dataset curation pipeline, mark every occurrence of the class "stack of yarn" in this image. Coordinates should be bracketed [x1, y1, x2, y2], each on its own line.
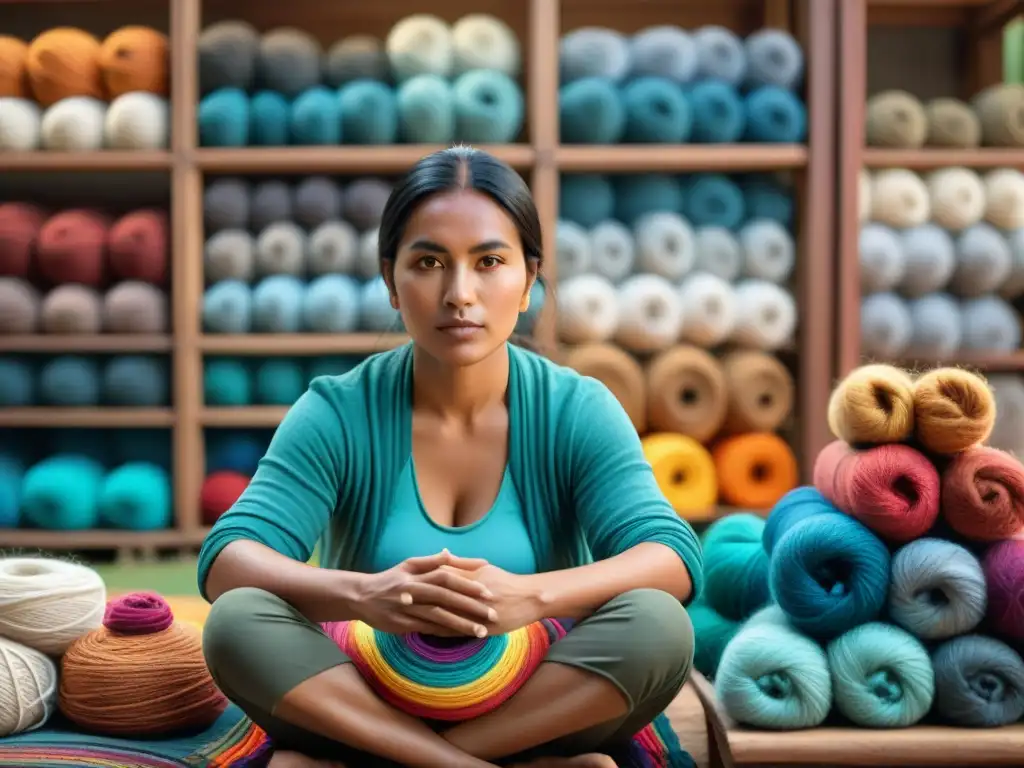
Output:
[0, 567, 228, 740]
[205, 353, 366, 408]
[559, 25, 806, 144]
[696, 363, 1024, 731]
[0, 202, 169, 336]
[0, 354, 169, 408]
[859, 164, 1024, 360]
[198, 14, 523, 147]
[0, 27, 169, 152]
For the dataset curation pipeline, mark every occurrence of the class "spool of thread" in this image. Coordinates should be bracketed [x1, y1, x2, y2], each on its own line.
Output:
[714, 605, 833, 730]
[913, 367, 995, 455]
[888, 538, 987, 640]
[0, 635, 58, 737]
[562, 343, 647, 433]
[59, 592, 228, 736]
[718, 350, 794, 434]
[931, 634, 1024, 727]
[826, 622, 934, 728]
[644, 345, 727, 443]
[942, 446, 1024, 542]
[769, 510, 891, 639]
[827, 364, 915, 445]
[982, 538, 1024, 642]
[688, 601, 741, 679]
[0, 557, 106, 656]
[322, 617, 568, 721]
[712, 432, 798, 510]
[641, 432, 718, 520]
[701, 513, 772, 621]
[812, 440, 940, 543]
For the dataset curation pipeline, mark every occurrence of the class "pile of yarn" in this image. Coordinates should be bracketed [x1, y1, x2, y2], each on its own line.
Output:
[559, 25, 806, 144]
[702, 363, 1024, 732]
[0, 556, 106, 737]
[198, 14, 523, 147]
[0, 27, 169, 152]
[557, 171, 797, 356]
[0, 354, 168, 408]
[858, 164, 1024, 360]
[0, 202, 169, 337]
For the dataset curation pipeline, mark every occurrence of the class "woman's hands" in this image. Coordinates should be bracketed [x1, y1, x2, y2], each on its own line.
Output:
[440, 563, 547, 636]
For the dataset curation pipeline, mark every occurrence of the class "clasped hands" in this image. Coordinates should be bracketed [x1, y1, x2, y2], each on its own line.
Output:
[352, 549, 544, 639]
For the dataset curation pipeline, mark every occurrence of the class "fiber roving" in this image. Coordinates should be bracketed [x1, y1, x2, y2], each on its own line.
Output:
[701, 513, 772, 621]
[888, 538, 987, 640]
[812, 439, 940, 543]
[930, 634, 1024, 727]
[0, 635, 58, 737]
[913, 367, 995, 455]
[768, 503, 891, 639]
[826, 622, 934, 728]
[827, 364, 915, 445]
[941, 446, 1024, 542]
[715, 605, 833, 729]
[982, 538, 1024, 642]
[59, 592, 227, 736]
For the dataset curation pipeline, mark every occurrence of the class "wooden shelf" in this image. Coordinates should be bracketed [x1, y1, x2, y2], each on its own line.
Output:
[202, 406, 288, 428]
[193, 145, 536, 173]
[0, 151, 173, 171]
[556, 144, 808, 172]
[0, 335, 174, 353]
[0, 528, 208, 551]
[200, 333, 409, 355]
[0, 408, 175, 428]
[863, 148, 1024, 169]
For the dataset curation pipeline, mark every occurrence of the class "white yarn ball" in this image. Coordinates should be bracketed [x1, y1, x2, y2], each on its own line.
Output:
[104, 91, 170, 150]
[386, 14, 454, 81]
[614, 273, 683, 352]
[556, 273, 619, 344]
[40, 97, 106, 151]
[451, 14, 521, 77]
[0, 635, 58, 737]
[677, 272, 738, 347]
[633, 211, 696, 281]
[730, 279, 797, 350]
[0, 98, 42, 150]
[356, 227, 380, 279]
[0, 557, 106, 656]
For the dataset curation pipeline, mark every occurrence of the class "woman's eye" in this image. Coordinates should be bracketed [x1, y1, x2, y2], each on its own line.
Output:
[420, 256, 440, 268]
[481, 256, 500, 268]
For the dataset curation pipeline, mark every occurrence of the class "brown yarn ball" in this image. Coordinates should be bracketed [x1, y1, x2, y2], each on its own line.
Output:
[827, 363, 915, 445]
[25, 28, 104, 108]
[866, 90, 927, 148]
[972, 84, 1024, 147]
[0, 35, 29, 98]
[913, 367, 996, 455]
[925, 98, 981, 148]
[98, 26, 169, 99]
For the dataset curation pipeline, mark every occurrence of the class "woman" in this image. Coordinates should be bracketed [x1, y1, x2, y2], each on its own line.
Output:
[198, 146, 704, 768]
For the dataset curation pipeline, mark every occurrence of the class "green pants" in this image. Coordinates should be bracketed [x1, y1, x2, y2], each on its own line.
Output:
[202, 586, 694, 764]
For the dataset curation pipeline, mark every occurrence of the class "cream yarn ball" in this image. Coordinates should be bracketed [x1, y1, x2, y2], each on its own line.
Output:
[0, 557, 106, 656]
[0, 635, 58, 737]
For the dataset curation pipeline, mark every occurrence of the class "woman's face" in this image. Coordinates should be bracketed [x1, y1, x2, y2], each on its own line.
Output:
[384, 188, 536, 367]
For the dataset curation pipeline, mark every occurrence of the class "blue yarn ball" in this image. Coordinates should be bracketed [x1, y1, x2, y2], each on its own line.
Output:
[252, 275, 305, 333]
[198, 88, 250, 146]
[744, 86, 807, 143]
[0, 454, 24, 527]
[559, 174, 615, 227]
[249, 90, 291, 145]
[98, 462, 172, 531]
[20, 455, 105, 530]
[687, 81, 745, 143]
[203, 280, 253, 333]
[770, 511, 891, 639]
[0, 358, 33, 406]
[102, 356, 168, 406]
[763, 485, 835, 555]
[620, 76, 692, 143]
[685, 174, 745, 229]
[254, 359, 306, 406]
[612, 174, 684, 226]
[452, 69, 524, 144]
[359, 277, 403, 332]
[559, 77, 625, 144]
[741, 175, 795, 227]
[290, 86, 343, 145]
[340, 79, 399, 144]
[206, 431, 267, 475]
[205, 358, 251, 406]
[302, 274, 361, 333]
[39, 356, 100, 406]
[396, 75, 455, 144]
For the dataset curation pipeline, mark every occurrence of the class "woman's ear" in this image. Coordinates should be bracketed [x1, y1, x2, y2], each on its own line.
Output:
[520, 262, 540, 312]
[381, 259, 399, 309]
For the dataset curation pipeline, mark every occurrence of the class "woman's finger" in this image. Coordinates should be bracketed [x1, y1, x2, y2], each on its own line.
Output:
[404, 604, 488, 638]
[421, 568, 494, 600]
[403, 582, 498, 623]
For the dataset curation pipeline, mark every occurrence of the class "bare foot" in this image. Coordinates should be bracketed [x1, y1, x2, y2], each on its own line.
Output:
[267, 750, 347, 768]
[512, 754, 617, 768]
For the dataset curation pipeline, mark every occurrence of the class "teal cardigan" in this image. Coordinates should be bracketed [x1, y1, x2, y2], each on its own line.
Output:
[196, 342, 704, 604]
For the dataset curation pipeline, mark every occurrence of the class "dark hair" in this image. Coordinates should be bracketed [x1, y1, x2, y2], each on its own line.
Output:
[377, 145, 547, 352]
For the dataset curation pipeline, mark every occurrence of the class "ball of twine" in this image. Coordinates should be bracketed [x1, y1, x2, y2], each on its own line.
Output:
[827, 364, 915, 445]
[0, 557, 106, 656]
[59, 592, 228, 737]
[0, 635, 58, 737]
[913, 367, 995, 455]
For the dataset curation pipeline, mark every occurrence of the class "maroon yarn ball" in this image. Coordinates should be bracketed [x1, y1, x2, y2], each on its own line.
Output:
[103, 592, 174, 635]
[983, 538, 1024, 643]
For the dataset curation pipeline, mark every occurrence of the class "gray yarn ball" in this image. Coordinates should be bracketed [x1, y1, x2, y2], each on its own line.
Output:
[692, 25, 747, 86]
[324, 35, 390, 86]
[960, 295, 1021, 352]
[693, 226, 742, 281]
[950, 223, 1012, 298]
[559, 27, 631, 84]
[628, 26, 698, 84]
[859, 223, 905, 293]
[250, 181, 293, 233]
[931, 635, 1024, 727]
[256, 27, 323, 97]
[204, 178, 251, 232]
[204, 230, 255, 283]
[861, 291, 912, 359]
[293, 177, 343, 230]
[198, 21, 260, 95]
[898, 224, 955, 298]
[906, 293, 962, 358]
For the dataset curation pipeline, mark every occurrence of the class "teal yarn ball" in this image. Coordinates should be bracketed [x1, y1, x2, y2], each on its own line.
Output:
[198, 87, 250, 146]
[339, 79, 399, 145]
[687, 81, 744, 143]
[39, 356, 100, 406]
[249, 90, 291, 145]
[452, 69, 524, 144]
[396, 75, 455, 144]
[620, 76, 692, 143]
[701, 513, 772, 621]
[744, 86, 807, 143]
[205, 358, 251, 406]
[290, 86, 343, 145]
[770, 511, 891, 639]
[559, 77, 625, 144]
[98, 462, 172, 530]
[559, 174, 614, 228]
[762, 485, 833, 555]
[715, 605, 832, 729]
[685, 174, 745, 229]
[741, 175, 795, 228]
[826, 622, 935, 728]
[0, 454, 24, 527]
[688, 600, 741, 679]
[0, 358, 33, 406]
[612, 174, 684, 226]
[203, 280, 253, 333]
[254, 359, 306, 406]
[20, 455, 105, 530]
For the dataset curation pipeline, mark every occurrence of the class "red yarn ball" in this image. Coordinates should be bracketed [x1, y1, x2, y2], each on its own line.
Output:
[983, 539, 1024, 643]
[36, 209, 110, 287]
[200, 471, 249, 525]
[107, 209, 168, 285]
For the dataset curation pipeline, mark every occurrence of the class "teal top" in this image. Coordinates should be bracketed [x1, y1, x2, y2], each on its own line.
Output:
[196, 342, 704, 604]
[369, 457, 538, 576]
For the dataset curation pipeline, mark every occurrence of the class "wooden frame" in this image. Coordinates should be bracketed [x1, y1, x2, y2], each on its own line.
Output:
[0, 0, 835, 553]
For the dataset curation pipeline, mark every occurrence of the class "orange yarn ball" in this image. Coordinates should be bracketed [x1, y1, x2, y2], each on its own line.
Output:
[25, 27, 103, 107]
[98, 26, 169, 98]
[913, 367, 995, 455]
[711, 432, 799, 509]
[827, 364, 915, 445]
[0, 35, 29, 98]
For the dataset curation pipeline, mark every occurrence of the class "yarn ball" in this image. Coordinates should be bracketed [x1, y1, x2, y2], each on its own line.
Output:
[0, 557, 106, 656]
[826, 622, 934, 728]
[0, 635, 58, 737]
[714, 605, 832, 730]
[931, 634, 1024, 727]
[200, 470, 249, 525]
[941, 445, 1024, 542]
[59, 592, 228, 736]
[827, 364, 915, 445]
[762, 486, 834, 556]
[769, 511, 891, 639]
[913, 367, 995, 455]
[688, 601, 740, 679]
[701, 513, 772, 621]
[982, 539, 1024, 642]
[889, 538, 987, 641]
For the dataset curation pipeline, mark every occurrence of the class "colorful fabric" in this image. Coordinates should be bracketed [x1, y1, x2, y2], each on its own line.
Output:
[618, 713, 696, 768]
[0, 704, 271, 768]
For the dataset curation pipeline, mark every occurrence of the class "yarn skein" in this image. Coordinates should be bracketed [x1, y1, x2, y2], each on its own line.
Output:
[982, 539, 1024, 642]
[827, 364, 915, 445]
[761, 486, 834, 556]
[941, 446, 1024, 541]
[0, 635, 58, 737]
[913, 368, 996, 455]
[888, 538, 987, 641]
[826, 622, 935, 728]
[931, 634, 1024, 727]
[59, 592, 228, 736]
[0, 557, 106, 656]
[701, 513, 772, 621]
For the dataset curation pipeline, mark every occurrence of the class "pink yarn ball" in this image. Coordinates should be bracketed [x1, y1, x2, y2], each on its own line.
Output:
[103, 592, 174, 635]
[983, 539, 1024, 642]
